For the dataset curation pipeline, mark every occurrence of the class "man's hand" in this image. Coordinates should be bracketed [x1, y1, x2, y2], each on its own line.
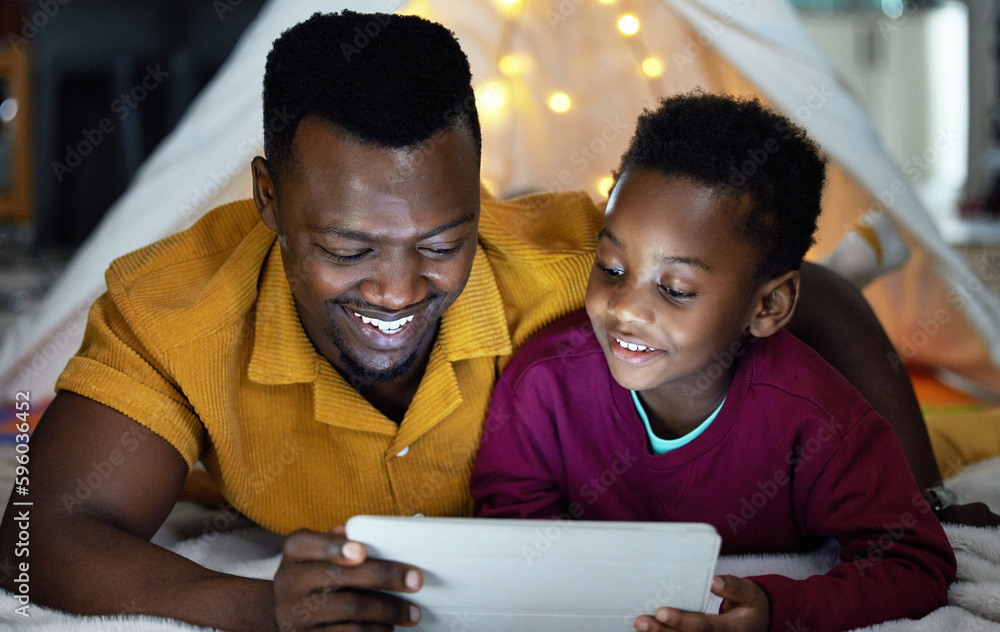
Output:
[274, 526, 424, 631]
[935, 502, 1000, 528]
[633, 575, 769, 632]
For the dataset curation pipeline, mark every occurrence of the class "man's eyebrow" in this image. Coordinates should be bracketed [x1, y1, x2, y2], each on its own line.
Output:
[314, 212, 476, 242]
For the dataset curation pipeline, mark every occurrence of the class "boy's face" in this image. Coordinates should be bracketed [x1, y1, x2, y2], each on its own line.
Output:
[585, 170, 763, 405]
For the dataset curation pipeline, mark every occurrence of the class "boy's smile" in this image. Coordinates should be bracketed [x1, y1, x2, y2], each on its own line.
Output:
[585, 169, 764, 434]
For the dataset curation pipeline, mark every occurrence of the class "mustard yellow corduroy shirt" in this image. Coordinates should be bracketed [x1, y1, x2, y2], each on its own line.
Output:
[56, 191, 602, 534]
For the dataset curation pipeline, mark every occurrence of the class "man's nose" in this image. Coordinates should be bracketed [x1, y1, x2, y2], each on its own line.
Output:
[358, 251, 429, 311]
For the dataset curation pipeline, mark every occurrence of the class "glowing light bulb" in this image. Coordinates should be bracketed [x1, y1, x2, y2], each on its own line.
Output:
[481, 178, 497, 195]
[476, 81, 508, 117]
[598, 177, 614, 198]
[398, 0, 432, 17]
[642, 57, 663, 77]
[618, 14, 639, 35]
[499, 54, 531, 77]
[598, 0, 617, 4]
[497, 0, 525, 16]
[548, 92, 572, 113]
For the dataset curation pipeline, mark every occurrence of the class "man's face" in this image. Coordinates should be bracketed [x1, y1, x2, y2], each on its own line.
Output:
[256, 117, 481, 384]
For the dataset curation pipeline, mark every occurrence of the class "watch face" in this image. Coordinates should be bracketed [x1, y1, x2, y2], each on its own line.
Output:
[926, 485, 961, 511]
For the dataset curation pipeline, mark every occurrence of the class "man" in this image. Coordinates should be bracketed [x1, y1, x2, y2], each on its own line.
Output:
[1, 10, 992, 632]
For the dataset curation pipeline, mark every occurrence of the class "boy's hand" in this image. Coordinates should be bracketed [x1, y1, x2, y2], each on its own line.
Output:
[633, 575, 769, 632]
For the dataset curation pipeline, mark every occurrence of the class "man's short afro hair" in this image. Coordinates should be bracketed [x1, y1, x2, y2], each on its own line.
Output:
[614, 92, 827, 280]
[263, 10, 481, 186]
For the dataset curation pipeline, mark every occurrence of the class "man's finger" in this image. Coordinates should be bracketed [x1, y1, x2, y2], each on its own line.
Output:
[279, 587, 421, 629]
[282, 528, 367, 565]
[282, 559, 423, 596]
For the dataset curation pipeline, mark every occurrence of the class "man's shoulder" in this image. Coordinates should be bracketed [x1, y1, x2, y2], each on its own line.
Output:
[103, 199, 276, 345]
[478, 189, 602, 259]
[500, 309, 604, 388]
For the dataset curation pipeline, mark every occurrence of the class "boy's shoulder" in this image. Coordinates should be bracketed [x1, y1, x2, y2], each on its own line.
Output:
[748, 329, 877, 435]
[501, 308, 605, 388]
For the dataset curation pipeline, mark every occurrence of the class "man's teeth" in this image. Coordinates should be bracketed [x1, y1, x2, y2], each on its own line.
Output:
[616, 338, 656, 352]
[353, 312, 415, 334]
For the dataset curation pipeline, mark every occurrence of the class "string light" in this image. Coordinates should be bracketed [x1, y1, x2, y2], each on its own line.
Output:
[548, 92, 572, 113]
[498, 54, 531, 77]
[496, 0, 525, 16]
[618, 14, 639, 35]
[597, 177, 614, 198]
[476, 81, 509, 121]
[597, 0, 618, 3]
[641, 57, 663, 77]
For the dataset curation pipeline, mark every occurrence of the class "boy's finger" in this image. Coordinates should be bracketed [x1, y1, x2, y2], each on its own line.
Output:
[711, 574, 756, 605]
[652, 607, 722, 632]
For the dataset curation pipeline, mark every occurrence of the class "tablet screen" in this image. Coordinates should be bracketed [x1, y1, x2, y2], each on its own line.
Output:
[346, 516, 721, 632]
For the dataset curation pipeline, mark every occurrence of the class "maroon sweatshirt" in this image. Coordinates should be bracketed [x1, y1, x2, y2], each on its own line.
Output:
[471, 310, 955, 632]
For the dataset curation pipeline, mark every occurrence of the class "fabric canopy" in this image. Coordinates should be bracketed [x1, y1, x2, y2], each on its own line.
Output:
[3, 0, 998, 400]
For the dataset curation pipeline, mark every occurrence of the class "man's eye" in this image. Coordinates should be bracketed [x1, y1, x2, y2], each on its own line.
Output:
[322, 249, 369, 263]
[594, 262, 623, 278]
[420, 245, 460, 257]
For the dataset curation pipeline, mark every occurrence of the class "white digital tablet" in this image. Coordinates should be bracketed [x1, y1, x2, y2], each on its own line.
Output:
[345, 516, 721, 632]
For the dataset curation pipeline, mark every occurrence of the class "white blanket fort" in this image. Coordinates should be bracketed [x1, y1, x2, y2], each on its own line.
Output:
[2, 457, 999, 631]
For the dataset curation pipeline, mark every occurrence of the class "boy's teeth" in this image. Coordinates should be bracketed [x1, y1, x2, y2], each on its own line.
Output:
[616, 338, 655, 352]
[353, 312, 415, 334]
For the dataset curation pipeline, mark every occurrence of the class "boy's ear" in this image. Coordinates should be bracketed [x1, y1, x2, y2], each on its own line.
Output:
[747, 270, 800, 338]
[251, 156, 279, 234]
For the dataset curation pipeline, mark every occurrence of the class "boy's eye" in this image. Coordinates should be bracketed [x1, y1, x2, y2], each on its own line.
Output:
[660, 285, 695, 301]
[594, 262, 624, 278]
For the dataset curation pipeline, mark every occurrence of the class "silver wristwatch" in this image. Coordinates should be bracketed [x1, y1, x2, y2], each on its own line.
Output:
[922, 483, 962, 512]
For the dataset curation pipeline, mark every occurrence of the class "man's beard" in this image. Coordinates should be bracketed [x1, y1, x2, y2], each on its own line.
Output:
[324, 296, 440, 384]
[329, 321, 422, 384]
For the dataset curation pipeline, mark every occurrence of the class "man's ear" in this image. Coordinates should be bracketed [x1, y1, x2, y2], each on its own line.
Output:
[747, 270, 800, 338]
[251, 156, 279, 234]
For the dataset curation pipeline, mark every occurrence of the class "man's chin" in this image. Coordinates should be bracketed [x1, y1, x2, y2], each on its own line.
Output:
[339, 348, 420, 384]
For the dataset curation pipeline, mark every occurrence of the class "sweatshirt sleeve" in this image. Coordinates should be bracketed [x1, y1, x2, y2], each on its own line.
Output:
[749, 410, 955, 632]
[470, 368, 571, 520]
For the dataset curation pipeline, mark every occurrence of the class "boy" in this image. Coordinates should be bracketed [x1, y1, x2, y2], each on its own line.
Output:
[469, 93, 955, 632]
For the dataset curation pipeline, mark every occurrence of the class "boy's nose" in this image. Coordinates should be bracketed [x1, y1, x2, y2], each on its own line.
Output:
[607, 282, 654, 325]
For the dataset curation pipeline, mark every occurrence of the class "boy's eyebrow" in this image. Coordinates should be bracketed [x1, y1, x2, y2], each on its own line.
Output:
[660, 256, 714, 272]
[314, 213, 476, 242]
[598, 227, 713, 272]
[597, 227, 624, 250]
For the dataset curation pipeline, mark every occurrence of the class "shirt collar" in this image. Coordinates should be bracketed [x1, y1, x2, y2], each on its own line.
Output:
[248, 240, 512, 386]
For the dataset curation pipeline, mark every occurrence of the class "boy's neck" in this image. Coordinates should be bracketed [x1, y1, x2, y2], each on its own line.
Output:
[636, 366, 736, 440]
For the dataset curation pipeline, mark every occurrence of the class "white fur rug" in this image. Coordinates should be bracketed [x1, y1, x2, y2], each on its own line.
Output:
[2, 457, 1000, 631]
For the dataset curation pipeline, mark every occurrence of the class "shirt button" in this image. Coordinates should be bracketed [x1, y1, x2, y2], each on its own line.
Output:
[396, 446, 410, 457]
